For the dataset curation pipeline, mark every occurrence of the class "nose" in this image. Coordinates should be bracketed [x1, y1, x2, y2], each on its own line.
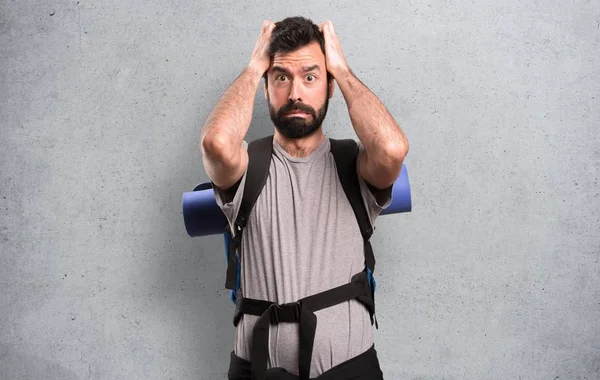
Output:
[288, 80, 302, 103]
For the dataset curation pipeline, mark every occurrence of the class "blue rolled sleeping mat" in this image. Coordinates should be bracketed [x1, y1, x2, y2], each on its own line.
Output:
[182, 164, 412, 238]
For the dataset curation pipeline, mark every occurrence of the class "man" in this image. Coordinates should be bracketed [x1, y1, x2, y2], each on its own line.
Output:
[200, 16, 409, 380]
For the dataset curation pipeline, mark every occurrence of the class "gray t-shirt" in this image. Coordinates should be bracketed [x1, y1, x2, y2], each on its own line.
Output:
[213, 135, 392, 377]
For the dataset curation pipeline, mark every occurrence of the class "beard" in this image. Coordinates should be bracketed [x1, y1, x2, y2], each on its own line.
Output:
[268, 94, 329, 139]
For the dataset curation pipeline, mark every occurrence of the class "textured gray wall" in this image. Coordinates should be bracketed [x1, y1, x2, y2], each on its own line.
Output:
[1, 0, 599, 379]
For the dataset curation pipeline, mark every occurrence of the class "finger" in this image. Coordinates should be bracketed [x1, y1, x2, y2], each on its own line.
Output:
[326, 20, 334, 33]
[264, 20, 275, 31]
[265, 24, 275, 40]
[264, 21, 275, 35]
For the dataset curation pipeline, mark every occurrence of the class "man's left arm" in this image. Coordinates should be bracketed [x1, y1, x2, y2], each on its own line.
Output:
[337, 68, 408, 190]
[320, 21, 409, 190]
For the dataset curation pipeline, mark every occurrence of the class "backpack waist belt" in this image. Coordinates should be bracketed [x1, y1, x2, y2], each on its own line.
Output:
[232, 270, 375, 380]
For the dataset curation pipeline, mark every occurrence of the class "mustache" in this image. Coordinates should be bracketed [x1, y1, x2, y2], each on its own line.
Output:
[279, 101, 315, 115]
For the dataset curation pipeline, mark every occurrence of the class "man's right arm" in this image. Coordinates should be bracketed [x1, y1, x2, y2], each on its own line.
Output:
[199, 20, 275, 191]
[200, 65, 263, 190]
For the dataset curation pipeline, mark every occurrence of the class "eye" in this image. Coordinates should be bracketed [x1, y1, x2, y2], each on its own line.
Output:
[276, 75, 287, 82]
[306, 74, 316, 81]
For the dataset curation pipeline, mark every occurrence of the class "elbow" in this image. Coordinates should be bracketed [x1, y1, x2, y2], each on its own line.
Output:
[200, 131, 241, 173]
[380, 140, 408, 169]
[201, 132, 229, 160]
[369, 142, 407, 186]
[361, 138, 409, 190]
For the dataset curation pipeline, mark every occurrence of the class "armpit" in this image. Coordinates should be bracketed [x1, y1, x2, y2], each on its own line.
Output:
[366, 182, 393, 208]
[214, 176, 242, 204]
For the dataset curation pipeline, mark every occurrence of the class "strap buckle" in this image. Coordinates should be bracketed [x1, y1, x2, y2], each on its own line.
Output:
[269, 301, 301, 324]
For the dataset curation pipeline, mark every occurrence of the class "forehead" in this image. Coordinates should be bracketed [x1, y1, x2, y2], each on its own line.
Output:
[270, 42, 325, 71]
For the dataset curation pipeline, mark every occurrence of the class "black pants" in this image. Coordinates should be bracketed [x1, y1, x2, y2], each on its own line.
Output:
[227, 344, 384, 380]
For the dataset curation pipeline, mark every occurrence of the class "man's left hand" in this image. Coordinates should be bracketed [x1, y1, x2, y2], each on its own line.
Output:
[319, 20, 350, 78]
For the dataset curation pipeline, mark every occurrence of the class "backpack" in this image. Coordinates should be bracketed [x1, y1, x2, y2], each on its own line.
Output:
[222, 134, 379, 329]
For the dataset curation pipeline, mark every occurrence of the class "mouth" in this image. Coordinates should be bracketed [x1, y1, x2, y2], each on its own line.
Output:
[286, 111, 309, 117]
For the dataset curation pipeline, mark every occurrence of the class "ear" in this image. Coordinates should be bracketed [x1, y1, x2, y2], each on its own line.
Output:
[328, 79, 335, 99]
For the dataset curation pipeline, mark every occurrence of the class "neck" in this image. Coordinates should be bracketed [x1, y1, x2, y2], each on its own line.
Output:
[274, 129, 326, 158]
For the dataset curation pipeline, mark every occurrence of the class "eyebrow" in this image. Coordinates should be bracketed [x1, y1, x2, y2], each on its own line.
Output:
[301, 65, 321, 73]
[271, 65, 321, 76]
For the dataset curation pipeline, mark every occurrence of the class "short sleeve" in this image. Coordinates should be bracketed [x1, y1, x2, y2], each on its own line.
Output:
[356, 141, 393, 227]
[211, 141, 248, 237]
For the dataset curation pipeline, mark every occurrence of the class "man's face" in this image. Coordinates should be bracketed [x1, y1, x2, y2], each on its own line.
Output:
[265, 41, 332, 139]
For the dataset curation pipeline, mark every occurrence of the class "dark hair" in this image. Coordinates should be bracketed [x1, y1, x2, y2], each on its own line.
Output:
[263, 16, 333, 86]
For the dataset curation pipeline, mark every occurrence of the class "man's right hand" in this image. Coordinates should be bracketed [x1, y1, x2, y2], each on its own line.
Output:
[247, 20, 276, 75]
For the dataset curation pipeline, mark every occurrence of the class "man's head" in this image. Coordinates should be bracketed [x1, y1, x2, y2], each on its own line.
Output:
[263, 16, 334, 139]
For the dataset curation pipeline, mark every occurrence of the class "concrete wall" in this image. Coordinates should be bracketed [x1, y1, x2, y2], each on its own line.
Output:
[1, 0, 598, 379]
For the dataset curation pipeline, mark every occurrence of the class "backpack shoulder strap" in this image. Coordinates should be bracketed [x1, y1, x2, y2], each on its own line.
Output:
[235, 135, 274, 232]
[225, 135, 273, 290]
[329, 138, 375, 274]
